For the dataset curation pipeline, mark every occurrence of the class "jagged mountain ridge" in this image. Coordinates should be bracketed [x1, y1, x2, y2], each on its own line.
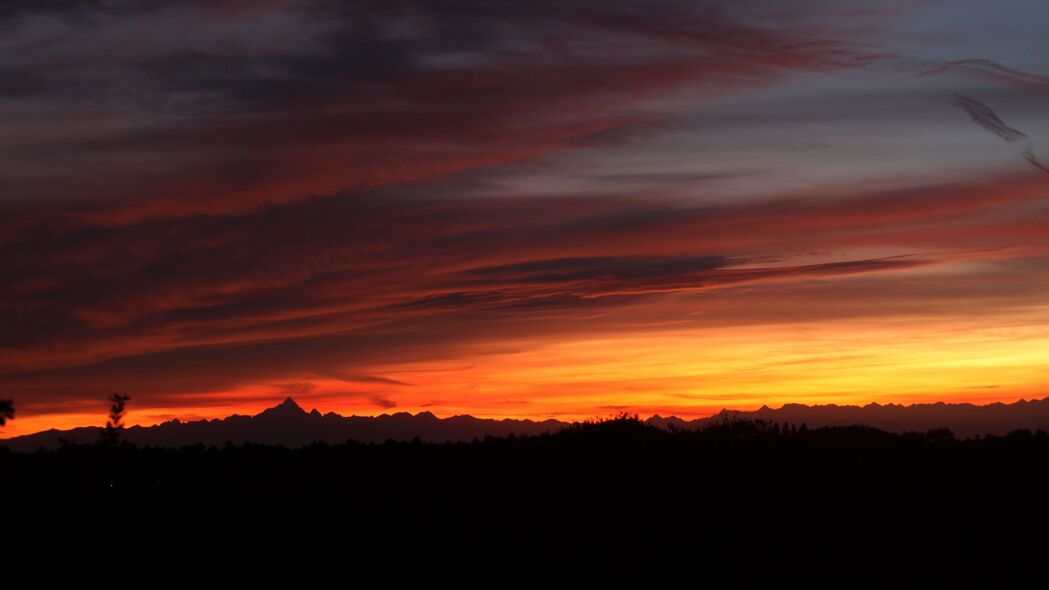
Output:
[0, 397, 567, 451]
[3, 395, 1048, 451]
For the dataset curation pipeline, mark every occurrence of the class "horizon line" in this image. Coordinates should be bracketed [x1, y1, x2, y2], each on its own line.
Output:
[4, 393, 1048, 441]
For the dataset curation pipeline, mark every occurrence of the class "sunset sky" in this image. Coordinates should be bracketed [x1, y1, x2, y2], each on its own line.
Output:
[3, 0, 1049, 437]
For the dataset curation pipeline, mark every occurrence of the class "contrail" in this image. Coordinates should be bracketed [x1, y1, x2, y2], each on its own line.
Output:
[952, 93, 1028, 142]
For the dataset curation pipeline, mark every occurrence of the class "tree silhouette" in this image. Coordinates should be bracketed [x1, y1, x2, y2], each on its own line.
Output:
[0, 399, 13, 426]
[99, 393, 131, 446]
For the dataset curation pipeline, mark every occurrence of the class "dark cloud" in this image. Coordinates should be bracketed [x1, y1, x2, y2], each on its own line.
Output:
[460, 254, 928, 295]
[951, 93, 1049, 176]
[318, 370, 414, 387]
[952, 93, 1028, 142]
[1022, 148, 1049, 175]
[466, 255, 734, 283]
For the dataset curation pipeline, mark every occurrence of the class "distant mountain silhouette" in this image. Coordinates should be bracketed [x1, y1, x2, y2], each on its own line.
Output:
[0, 397, 566, 451]
[3, 395, 1048, 451]
[649, 396, 1049, 438]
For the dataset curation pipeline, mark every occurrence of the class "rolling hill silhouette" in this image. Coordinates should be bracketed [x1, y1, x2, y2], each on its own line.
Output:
[656, 396, 1049, 438]
[3, 395, 1048, 451]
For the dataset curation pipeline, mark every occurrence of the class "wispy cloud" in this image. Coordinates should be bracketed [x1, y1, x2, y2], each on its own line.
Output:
[952, 94, 1028, 142]
[951, 93, 1049, 175]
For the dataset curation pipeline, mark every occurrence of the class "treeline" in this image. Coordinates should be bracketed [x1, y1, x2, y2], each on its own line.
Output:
[4, 413, 1049, 524]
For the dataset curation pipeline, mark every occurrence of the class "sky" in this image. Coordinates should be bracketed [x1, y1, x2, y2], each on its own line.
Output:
[3, 0, 1049, 437]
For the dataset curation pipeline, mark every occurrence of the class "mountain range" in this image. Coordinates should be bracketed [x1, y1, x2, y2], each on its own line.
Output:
[651, 396, 1049, 438]
[3, 395, 1048, 451]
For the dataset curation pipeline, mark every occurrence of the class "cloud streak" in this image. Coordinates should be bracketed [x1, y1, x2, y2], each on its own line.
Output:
[952, 94, 1028, 142]
[951, 93, 1049, 176]
[1022, 148, 1049, 175]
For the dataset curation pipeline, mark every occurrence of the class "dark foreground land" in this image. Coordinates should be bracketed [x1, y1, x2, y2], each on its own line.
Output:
[4, 415, 1048, 530]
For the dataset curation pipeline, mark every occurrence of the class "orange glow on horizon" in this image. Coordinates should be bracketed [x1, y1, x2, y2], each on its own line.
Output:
[5, 314, 1047, 439]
